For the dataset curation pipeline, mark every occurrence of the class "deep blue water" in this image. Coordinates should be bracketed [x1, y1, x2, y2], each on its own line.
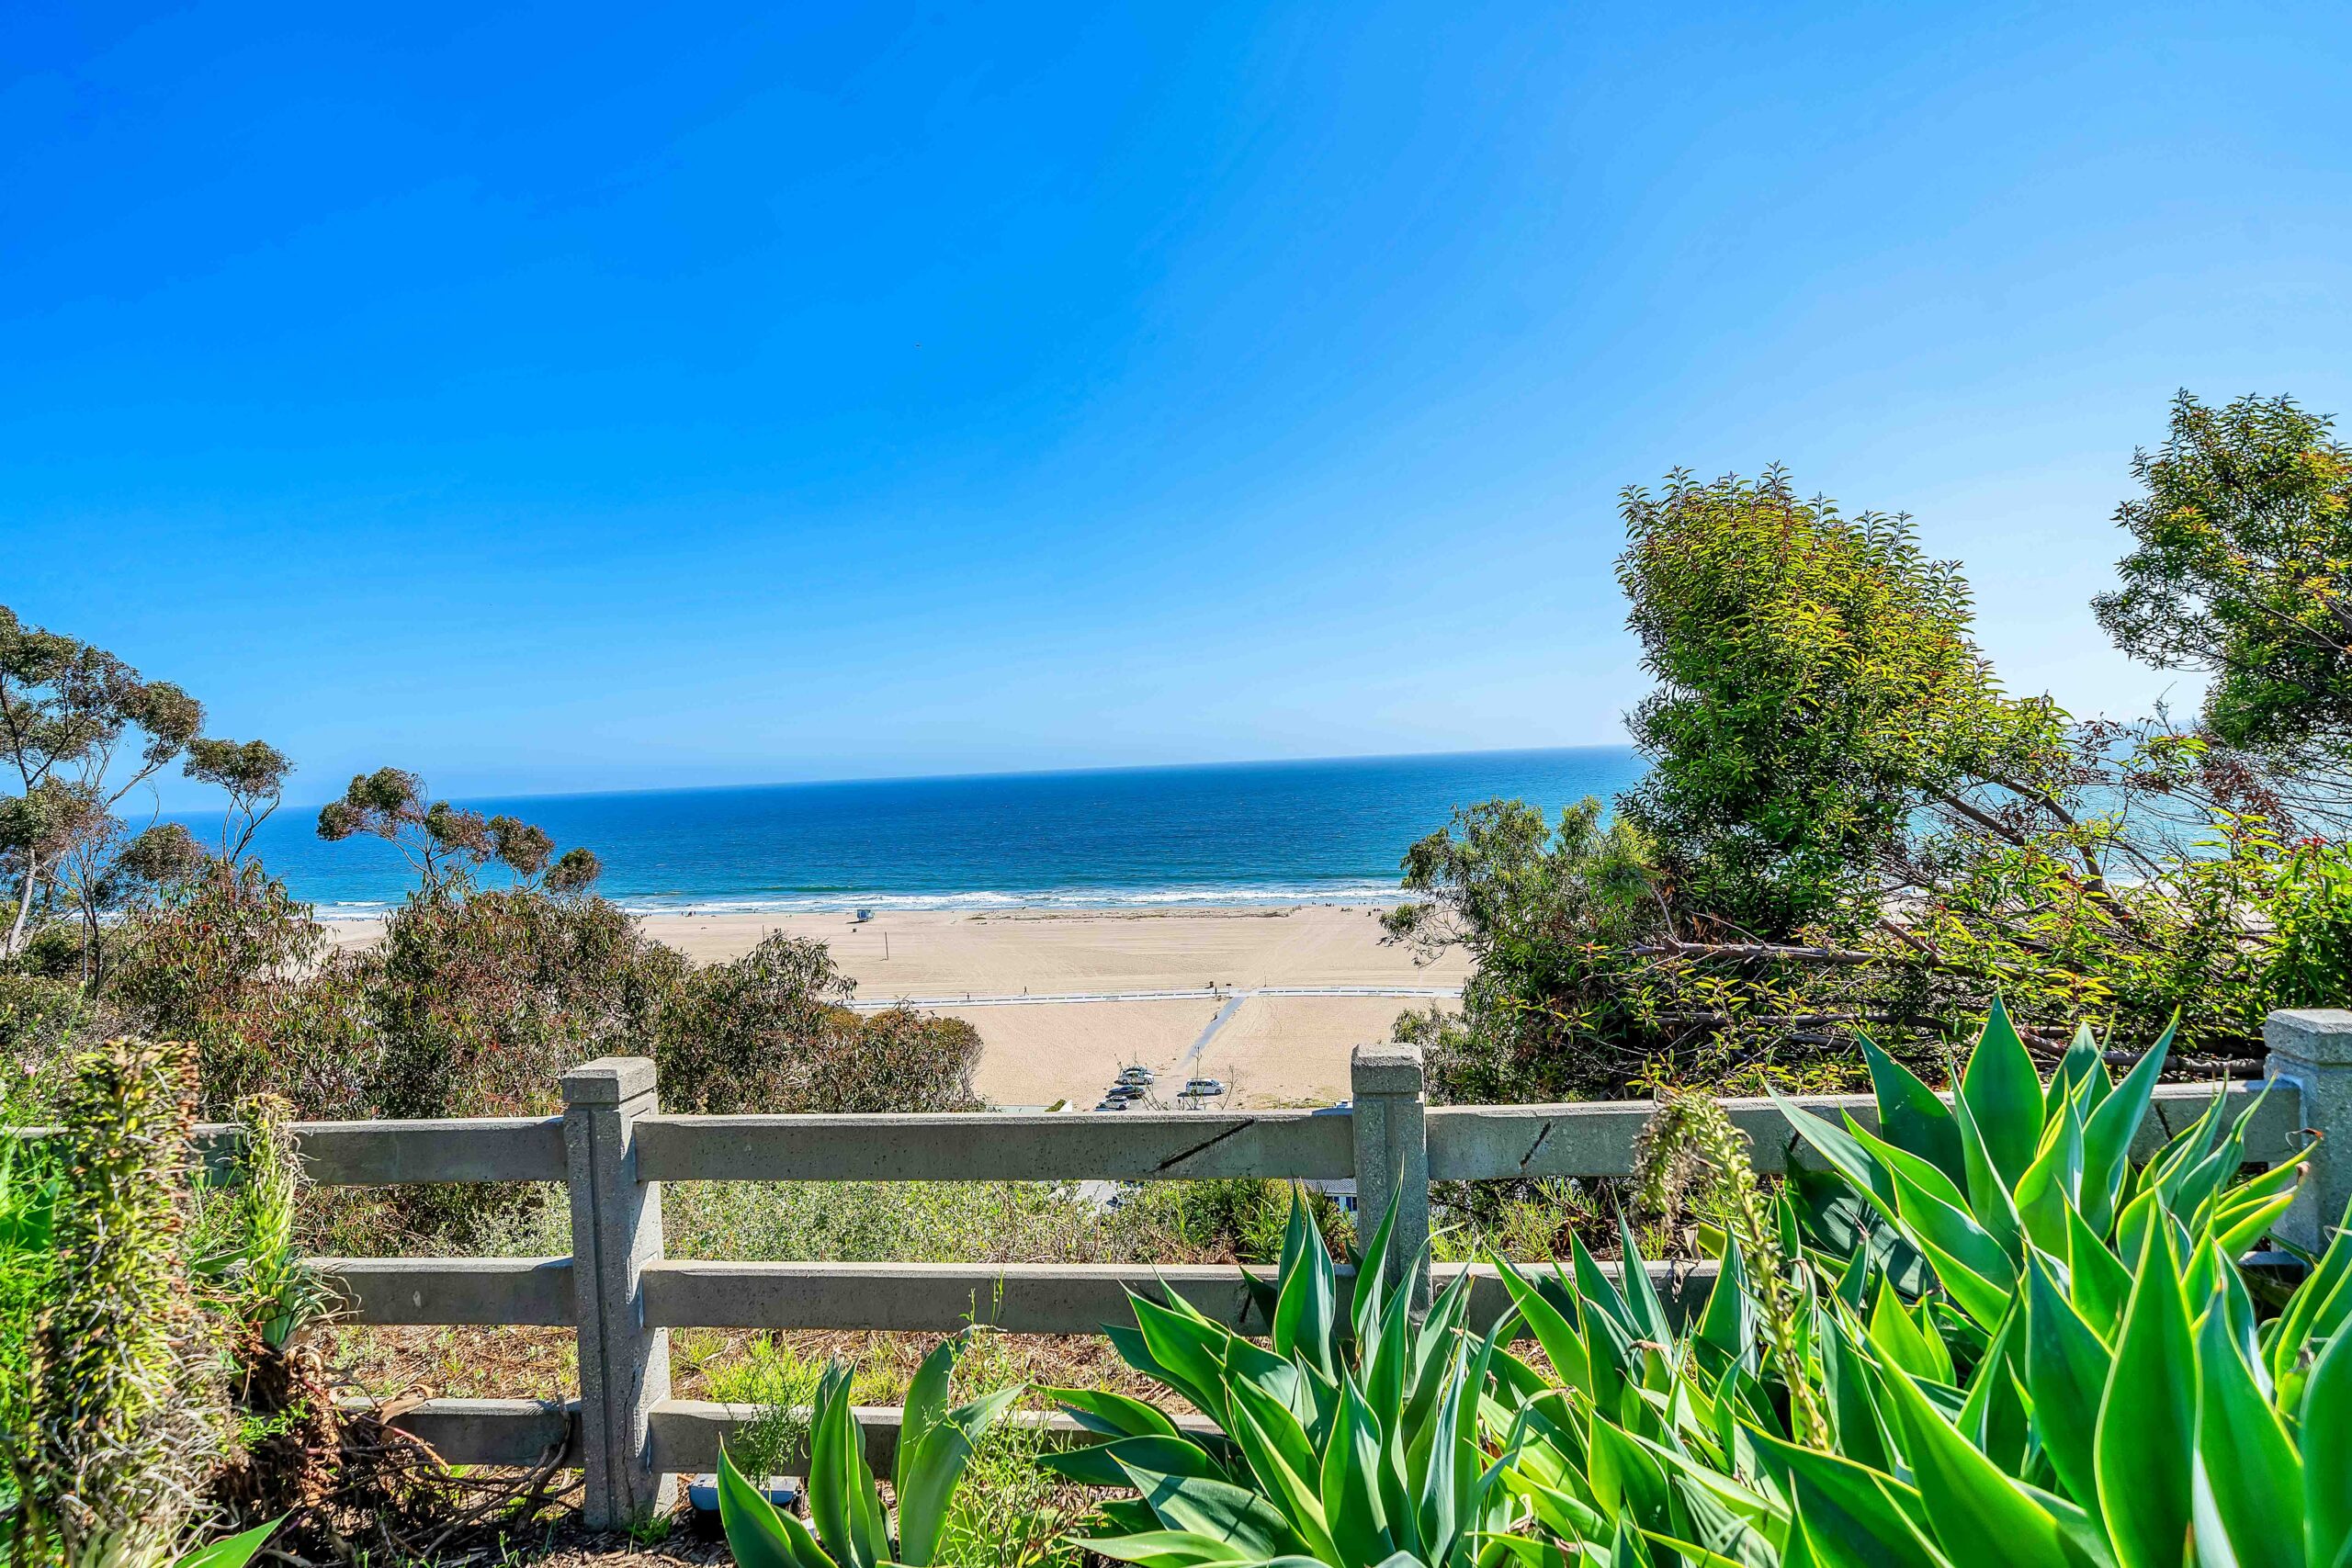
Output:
[206, 747, 1646, 917]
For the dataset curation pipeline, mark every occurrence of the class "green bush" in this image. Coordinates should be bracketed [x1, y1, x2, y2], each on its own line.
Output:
[2274, 835, 2352, 1008]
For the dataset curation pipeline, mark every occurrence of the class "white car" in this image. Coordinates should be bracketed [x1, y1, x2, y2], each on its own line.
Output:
[1179, 1077, 1227, 1099]
[1094, 1098, 1131, 1111]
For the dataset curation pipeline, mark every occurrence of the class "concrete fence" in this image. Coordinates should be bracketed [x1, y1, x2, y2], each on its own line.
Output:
[25, 1010, 2349, 1528]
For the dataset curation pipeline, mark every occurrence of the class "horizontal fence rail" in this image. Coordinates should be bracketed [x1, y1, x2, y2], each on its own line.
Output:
[634, 1108, 1357, 1182]
[20, 1007, 2352, 1531]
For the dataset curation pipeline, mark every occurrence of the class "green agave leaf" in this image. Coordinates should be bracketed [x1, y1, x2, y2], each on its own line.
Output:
[1351, 1182, 1401, 1353]
[1868, 1278, 1951, 1385]
[2048, 1023, 2110, 1122]
[1115, 1457, 1296, 1561]
[1079, 1529, 1261, 1566]
[1664, 1470, 1782, 1567]
[1618, 1210, 1675, 1348]
[2079, 1017, 2177, 1235]
[1754, 1428, 1950, 1568]
[1500, 1465, 1607, 1543]
[1960, 998, 2046, 1187]
[2094, 1222, 2197, 1568]
[2302, 1324, 2352, 1568]
[1770, 1086, 1902, 1221]
[1696, 1231, 1758, 1377]
[1861, 1031, 1965, 1187]
[1571, 1230, 1637, 1337]
[1822, 1301, 1896, 1475]
[719, 1450, 835, 1568]
[1042, 1433, 1228, 1488]
[1134, 1292, 1238, 1424]
[2270, 1201, 2352, 1382]
[1870, 1173, 2019, 1327]
[2061, 1196, 2132, 1341]
[2015, 1093, 2089, 1258]
[1048, 1383, 1186, 1440]
[1878, 1359, 2089, 1568]
[1956, 1299, 2031, 1472]
[176, 1519, 286, 1568]
[2023, 1254, 2111, 1512]
[1225, 1372, 1340, 1562]
[897, 1334, 961, 1506]
[1320, 1373, 1395, 1567]
[1273, 1188, 1340, 1383]
[1588, 1413, 1670, 1528]
[2189, 1293, 2301, 1568]
[1226, 1333, 1311, 1427]
[808, 1360, 886, 1568]
[1493, 1254, 1592, 1399]
[2203, 1148, 2307, 1258]
[1946, 1075, 2029, 1269]
[897, 1385, 1021, 1566]
[1644, 1524, 1776, 1568]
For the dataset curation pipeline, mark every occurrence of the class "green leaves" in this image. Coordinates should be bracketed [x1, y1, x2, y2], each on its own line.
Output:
[1959, 999, 2045, 1188]
[720, 1332, 1014, 1568]
[2301, 1327, 2352, 1568]
[1051, 1008, 2343, 1568]
[2095, 1224, 2198, 1568]
[176, 1519, 286, 1568]
[719, 1450, 837, 1568]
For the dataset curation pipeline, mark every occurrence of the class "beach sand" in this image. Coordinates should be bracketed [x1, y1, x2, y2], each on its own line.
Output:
[322, 904, 1464, 1109]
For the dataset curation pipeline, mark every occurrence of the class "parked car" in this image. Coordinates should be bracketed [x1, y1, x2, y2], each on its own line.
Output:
[1103, 1083, 1142, 1101]
[1093, 1097, 1131, 1111]
[1179, 1077, 1227, 1099]
[1115, 1066, 1155, 1085]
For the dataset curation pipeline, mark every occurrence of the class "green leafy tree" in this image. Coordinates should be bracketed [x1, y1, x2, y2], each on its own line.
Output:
[1615, 468, 2054, 941]
[0, 607, 209, 974]
[315, 767, 600, 897]
[2096, 390, 2352, 759]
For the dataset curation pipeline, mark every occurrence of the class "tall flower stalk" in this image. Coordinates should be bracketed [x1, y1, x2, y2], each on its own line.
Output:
[1634, 1087, 1828, 1447]
[30, 1038, 219, 1568]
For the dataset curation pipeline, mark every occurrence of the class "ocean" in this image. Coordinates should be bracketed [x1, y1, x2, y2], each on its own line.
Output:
[209, 747, 1647, 918]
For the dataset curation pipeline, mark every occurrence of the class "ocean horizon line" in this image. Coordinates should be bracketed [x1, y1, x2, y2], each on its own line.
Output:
[245, 741, 1638, 816]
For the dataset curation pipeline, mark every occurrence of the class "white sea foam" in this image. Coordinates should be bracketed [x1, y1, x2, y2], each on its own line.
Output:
[311, 882, 1413, 920]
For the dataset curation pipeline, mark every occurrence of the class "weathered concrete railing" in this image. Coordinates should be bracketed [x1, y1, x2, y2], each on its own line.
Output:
[25, 1010, 2343, 1527]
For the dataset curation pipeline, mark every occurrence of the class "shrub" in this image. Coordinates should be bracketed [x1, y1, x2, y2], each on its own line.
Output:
[658, 931, 981, 1115]
[2274, 834, 2352, 1008]
[107, 862, 370, 1119]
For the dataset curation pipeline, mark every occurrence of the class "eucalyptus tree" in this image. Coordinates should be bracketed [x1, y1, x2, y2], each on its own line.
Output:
[0, 605, 232, 974]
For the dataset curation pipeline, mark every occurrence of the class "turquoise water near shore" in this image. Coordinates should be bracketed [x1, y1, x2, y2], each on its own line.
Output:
[214, 747, 1645, 917]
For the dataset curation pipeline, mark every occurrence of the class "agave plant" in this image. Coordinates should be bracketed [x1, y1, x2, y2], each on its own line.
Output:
[1048, 1005, 2351, 1568]
[718, 1330, 1020, 1568]
[1046, 1188, 1541, 1567]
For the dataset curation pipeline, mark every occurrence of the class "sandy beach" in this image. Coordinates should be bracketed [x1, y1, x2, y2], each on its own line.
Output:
[323, 904, 1465, 1109]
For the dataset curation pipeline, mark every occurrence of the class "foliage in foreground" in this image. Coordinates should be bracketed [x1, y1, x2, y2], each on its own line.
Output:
[718, 1333, 1019, 1568]
[3, 1038, 286, 1568]
[1035, 1007, 2346, 1567]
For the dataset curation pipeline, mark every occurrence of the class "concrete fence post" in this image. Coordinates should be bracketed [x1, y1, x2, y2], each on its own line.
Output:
[2267, 1009, 2352, 1257]
[1351, 1043, 1430, 1314]
[563, 1056, 675, 1528]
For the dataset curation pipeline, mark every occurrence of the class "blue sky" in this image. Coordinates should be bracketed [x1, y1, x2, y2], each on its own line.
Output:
[8, 1, 2349, 807]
